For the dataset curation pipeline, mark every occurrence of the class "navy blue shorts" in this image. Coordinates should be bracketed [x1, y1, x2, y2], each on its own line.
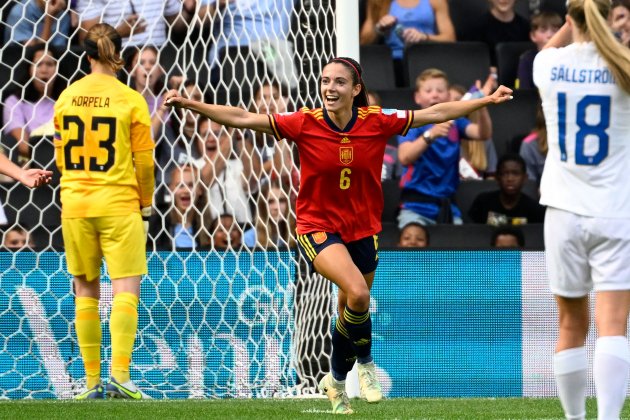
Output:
[296, 232, 379, 275]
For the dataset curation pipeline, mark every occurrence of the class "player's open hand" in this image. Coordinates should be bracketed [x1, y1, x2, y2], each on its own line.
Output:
[20, 169, 53, 189]
[488, 85, 513, 104]
[163, 91, 186, 109]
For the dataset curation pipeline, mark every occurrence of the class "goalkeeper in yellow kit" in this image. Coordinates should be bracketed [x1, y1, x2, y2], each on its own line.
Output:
[53, 23, 154, 399]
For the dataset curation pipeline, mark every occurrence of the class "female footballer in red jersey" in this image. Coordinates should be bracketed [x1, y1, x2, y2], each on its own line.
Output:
[164, 57, 512, 414]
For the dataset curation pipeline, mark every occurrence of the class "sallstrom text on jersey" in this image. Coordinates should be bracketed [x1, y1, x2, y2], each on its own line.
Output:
[550, 66, 615, 85]
[71, 96, 111, 107]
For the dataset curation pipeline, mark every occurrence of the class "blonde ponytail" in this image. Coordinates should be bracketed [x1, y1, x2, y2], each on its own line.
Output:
[84, 23, 124, 73]
[568, 0, 630, 94]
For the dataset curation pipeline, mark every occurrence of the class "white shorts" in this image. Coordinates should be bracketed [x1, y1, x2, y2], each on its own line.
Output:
[545, 207, 630, 297]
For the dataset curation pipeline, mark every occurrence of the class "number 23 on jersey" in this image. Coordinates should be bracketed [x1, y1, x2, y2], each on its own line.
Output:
[62, 114, 116, 172]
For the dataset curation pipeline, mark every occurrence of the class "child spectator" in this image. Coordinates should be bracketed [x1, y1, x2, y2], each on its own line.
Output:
[397, 222, 429, 248]
[209, 213, 242, 249]
[397, 68, 493, 227]
[2, 226, 35, 250]
[491, 226, 525, 248]
[463, 0, 531, 66]
[243, 182, 296, 249]
[450, 82, 499, 179]
[360, 0, 456, 85]
[149, 164, 208, 250]
[468, 154, 545, 225]
[519, 103, 547, 185]
[516, 11, 563, 89]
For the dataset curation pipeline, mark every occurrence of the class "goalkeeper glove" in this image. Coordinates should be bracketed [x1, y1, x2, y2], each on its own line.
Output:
[141, 207, 152, 241]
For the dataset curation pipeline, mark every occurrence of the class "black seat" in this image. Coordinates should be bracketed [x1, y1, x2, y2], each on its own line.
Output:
[455, 179, 540, 224]
[404, 42, 491, 88]
[449, 0, 530, 40]
[381, 179, 401, 223]
[375, 88, 417, 111]
[426, 223, 544, 249]
[495, 42, 536, 88]
[360, 45, 396, 91]
[488, 89, 539, 158]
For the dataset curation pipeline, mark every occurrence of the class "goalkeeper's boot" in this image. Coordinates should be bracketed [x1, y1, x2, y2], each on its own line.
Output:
[318, 373, 353, 414]
[358, 362, 383, 403]
[106, 377, 150, 399]
[74, 383, 104, 400]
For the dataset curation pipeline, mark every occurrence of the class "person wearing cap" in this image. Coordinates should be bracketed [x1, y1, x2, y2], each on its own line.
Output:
[163, 56, 513, 414]
[53, 23, 154, 400]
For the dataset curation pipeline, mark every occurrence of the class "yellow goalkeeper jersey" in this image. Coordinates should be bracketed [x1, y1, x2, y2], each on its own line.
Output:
[54, 73, 154, 218]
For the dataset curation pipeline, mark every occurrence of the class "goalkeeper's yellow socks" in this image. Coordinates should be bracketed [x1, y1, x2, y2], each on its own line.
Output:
[331, 318, 356, 381]
[343, 305, 373, 364]
[75, 296, 101, 389]
[110, 292, 139, 384]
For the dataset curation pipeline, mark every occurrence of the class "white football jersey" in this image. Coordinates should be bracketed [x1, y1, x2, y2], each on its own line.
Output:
[534, 42, 630, 217]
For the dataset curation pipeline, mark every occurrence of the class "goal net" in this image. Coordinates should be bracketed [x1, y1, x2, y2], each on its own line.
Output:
[0, 0, 336, 398]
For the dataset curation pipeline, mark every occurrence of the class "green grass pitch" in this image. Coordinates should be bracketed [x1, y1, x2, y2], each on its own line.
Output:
[0, 398, 626, 419]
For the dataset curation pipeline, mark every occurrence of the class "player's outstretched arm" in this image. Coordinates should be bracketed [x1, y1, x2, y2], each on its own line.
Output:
[164, 91, 274, 135]
[0, 153, 52, 188]
[410, 85, 513, 128]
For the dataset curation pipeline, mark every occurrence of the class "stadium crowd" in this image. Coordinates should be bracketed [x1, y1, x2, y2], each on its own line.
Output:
[0, 0, 625, 251]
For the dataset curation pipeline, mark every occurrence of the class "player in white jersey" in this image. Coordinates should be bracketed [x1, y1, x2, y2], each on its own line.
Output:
[533, 0, 630, 419]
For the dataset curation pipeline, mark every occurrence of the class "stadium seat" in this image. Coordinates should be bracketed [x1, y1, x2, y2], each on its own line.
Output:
[539, 0, 567, 15]
[0, 181, 60, 229]
[379, 221, 400, 247]
[495, 42, 536, 88]
[381, 179, 402, 223]
[375, 88, 417, 111]
[488, 89, 539, 158]
[360, 45, 397, 90]
[455, 179, 540, 224]
[404, 42, 490, 88]
[426, 223, 544, 249]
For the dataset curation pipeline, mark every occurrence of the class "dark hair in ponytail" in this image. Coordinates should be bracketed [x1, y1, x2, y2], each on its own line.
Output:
[327, 57, 369, 107]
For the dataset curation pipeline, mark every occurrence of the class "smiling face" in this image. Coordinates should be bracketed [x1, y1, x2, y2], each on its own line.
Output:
[398, 224, 429, 248]
[320, 62, 361, 113]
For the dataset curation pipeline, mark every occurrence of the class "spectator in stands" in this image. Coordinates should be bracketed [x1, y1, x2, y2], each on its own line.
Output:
[360, 0, 456, 86]
[155, 82, 206, 185]
[397, 221, 429, 248]
[208, 213, 242, 249]
[449, 81, 499, 179]
[199, 121, 252, 227]
[491, 225, 525, 248]
[468, 154, 545, 225]
[610, 0, 630, 47]
[462, 0, 530, 66]
[77, 0, 198, 47]
[2, 44, 65, 165]
[123, 46, 171, 136]
[1, 226, 35, 251]
[4, 0, 73, 48]
[397, 68, 493, 227]
[516, 11, 563, 89]
[519, 103, 547, 185]
[199, 0, 298, 89]
[244, 81, 298, 196]
[243, 182, 296, 249]
[149, 164, 208, 250]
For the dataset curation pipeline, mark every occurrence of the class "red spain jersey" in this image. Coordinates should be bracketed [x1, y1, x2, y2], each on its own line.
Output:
[270, 106, 413, 242]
